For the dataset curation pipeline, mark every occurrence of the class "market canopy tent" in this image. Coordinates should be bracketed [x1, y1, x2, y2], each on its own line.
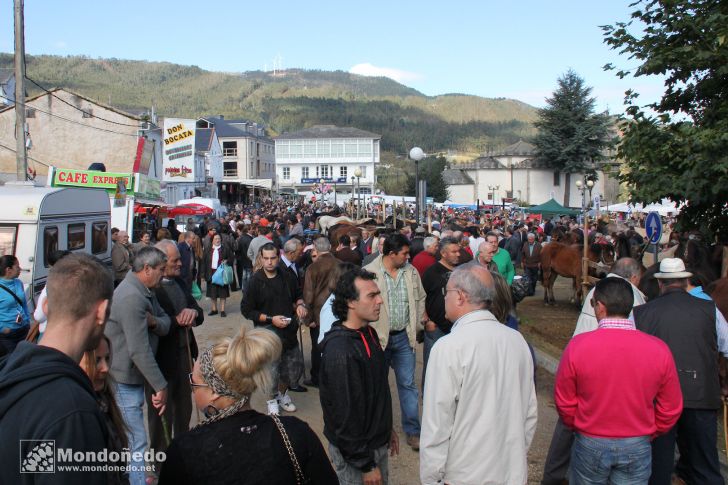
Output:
[604, 198, 682, 216]
[168, 203, 214, 217]
[525, 198, 581, 217]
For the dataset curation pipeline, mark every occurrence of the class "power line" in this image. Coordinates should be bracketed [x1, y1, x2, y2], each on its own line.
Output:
[1, 94, 142, 138]
[0, 141, 51, 167]
[25, 76, 145, 128]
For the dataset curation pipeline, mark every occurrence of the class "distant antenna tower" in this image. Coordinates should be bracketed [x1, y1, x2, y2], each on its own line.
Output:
[273, 53, 283, 76]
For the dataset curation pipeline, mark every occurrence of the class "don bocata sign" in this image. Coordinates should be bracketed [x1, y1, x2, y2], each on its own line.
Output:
[162, 118, 196, 182]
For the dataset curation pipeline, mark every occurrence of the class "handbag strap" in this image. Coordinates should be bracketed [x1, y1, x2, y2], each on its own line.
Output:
[271, 414, 306, 485]
[0, 282, 24, 308]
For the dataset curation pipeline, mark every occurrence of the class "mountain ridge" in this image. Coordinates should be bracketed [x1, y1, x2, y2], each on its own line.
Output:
[0, 53, 537, 154]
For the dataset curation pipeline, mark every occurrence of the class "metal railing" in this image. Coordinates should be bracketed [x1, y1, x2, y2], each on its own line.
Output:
[223, 169, 238, 177]
[223, 148, 238, 157]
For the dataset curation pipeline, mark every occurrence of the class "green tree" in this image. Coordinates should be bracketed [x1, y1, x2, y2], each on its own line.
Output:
[532, 70, 615, 206]
[376, 156, 449, 201]
[411, 156, 450, 202]
[602, 0, 728, 240]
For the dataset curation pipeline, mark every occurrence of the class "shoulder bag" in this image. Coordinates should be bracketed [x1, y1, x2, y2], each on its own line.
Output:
[271, 414, 308, 485]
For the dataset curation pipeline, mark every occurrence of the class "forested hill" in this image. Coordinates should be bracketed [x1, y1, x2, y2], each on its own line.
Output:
[0, 53, 537, 154]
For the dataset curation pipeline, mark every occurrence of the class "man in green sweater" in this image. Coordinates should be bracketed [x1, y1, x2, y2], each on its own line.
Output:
[486, 232, 515, 284]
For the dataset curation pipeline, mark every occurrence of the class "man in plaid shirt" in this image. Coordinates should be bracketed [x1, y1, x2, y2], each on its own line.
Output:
[364, 233, 427, 452]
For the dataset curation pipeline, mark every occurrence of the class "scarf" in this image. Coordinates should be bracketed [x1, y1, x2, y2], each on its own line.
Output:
[211, 244, 221, 269]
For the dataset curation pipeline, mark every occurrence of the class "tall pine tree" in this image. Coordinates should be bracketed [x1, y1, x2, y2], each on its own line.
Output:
[532, 70, 614, 206]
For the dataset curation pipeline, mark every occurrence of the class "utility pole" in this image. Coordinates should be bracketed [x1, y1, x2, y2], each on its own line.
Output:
[14, 0, 28, 181]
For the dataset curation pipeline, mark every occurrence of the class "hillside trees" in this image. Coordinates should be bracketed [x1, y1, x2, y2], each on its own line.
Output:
[602, 0, 728, 239]
[532, 70, 615, 207]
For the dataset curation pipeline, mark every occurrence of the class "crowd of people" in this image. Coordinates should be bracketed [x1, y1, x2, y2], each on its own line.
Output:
[0, 197, 725, 485]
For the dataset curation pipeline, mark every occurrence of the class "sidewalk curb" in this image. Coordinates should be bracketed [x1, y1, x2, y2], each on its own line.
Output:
[533, 345, 560, 375]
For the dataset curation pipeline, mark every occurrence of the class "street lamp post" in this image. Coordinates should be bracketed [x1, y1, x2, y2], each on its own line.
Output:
[319, 178, 326, 208]
[409, 147, 425, 226]
[487, 184, 500, 209]
[350, 175, 356, 217]
[354, 168, 362, 219]
[575, 178, 595, 300]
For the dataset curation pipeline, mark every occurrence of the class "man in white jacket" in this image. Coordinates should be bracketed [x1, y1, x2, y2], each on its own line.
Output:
[421, 265, 537, 485]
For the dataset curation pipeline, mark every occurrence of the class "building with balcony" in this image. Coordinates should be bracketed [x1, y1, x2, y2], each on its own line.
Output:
[275, 125, 381, 201]
[196, 116, 274, 204]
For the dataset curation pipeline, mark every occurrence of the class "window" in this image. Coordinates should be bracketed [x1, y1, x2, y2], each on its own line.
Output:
[82, 108, 93, 119]
[320, 165, 330, 178]
[43, 226, 58, 266]
[553, 171, 560, 186]
[345, 139, 358, 156]
[67, 223, 85, 250]
[359, 166, 367, 178]
[25, 108, 35, 118]
[302, 167, 309, 178]
[92, 222, 108, 254]
[283, 167, 290, 180]
[340, 166, 347, 178]
[223, 141, 237, 157]
[0, 226, 17, 256]
[331, 140, 344, 157]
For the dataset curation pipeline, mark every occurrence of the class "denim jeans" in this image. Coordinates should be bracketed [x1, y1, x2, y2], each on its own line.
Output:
[384, 331, 420, 437]
[114, 382, 147, 485]
[422, 326, 446, 389]
[570, 434, 651, 485]
[329, 443, 388, 485]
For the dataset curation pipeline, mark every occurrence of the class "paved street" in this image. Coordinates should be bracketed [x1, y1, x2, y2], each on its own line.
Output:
[191, 289, 559, 484]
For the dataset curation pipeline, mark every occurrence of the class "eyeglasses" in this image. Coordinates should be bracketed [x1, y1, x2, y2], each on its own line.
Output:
[188, 372, 209, 390]
[441, 287, 461, 297]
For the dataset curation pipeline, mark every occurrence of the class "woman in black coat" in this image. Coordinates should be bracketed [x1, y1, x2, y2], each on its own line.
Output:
[158, 326, 337, 485]
[202, 234, 233, 317]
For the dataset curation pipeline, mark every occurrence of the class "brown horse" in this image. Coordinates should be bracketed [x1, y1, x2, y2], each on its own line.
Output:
[540, 242, 615, 305]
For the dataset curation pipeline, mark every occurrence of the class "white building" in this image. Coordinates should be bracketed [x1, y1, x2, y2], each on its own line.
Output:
[196, 116, 274, 205]
[443, 140, 620, 208]
[275, 125, 381, 199]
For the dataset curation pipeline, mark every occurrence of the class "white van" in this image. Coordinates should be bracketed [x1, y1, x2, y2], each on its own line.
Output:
[0, 183, 112, 303]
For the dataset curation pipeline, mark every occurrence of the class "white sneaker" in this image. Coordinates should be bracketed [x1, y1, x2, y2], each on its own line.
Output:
[266, 398, 280, 415]
[277, 391, 297, 412]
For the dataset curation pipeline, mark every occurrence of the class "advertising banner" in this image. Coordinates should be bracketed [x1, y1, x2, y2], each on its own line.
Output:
[52, 168, 133, 192]
[162, 118, 196, 182]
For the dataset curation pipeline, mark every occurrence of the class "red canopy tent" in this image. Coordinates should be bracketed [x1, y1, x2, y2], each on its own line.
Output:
[168, 203, 214, 217]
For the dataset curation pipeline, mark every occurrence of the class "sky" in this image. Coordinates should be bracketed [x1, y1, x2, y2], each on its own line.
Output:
[1, 0, 665, 113]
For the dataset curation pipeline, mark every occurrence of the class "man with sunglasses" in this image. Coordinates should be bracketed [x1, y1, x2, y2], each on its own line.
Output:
[554, 277, 682, 484]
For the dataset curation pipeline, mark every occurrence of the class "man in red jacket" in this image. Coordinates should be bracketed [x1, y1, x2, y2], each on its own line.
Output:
[555, 277, 682, 484]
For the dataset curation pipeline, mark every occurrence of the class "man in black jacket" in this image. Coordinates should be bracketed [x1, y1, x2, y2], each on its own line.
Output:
[147, 240, 204, 464]
[0, 254, 113, 484]
[320, 267, 399, 485]
[634, 258, 724, 485]
[241, 243, 308, 415]
[235, 224, 253, 292]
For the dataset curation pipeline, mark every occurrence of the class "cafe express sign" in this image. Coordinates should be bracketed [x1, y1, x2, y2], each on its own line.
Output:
[52, 168, 133, 192]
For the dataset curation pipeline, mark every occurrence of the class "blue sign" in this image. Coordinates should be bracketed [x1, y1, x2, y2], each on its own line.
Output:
[645, 212, 662, 245]
[301, 177, 347, 184]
